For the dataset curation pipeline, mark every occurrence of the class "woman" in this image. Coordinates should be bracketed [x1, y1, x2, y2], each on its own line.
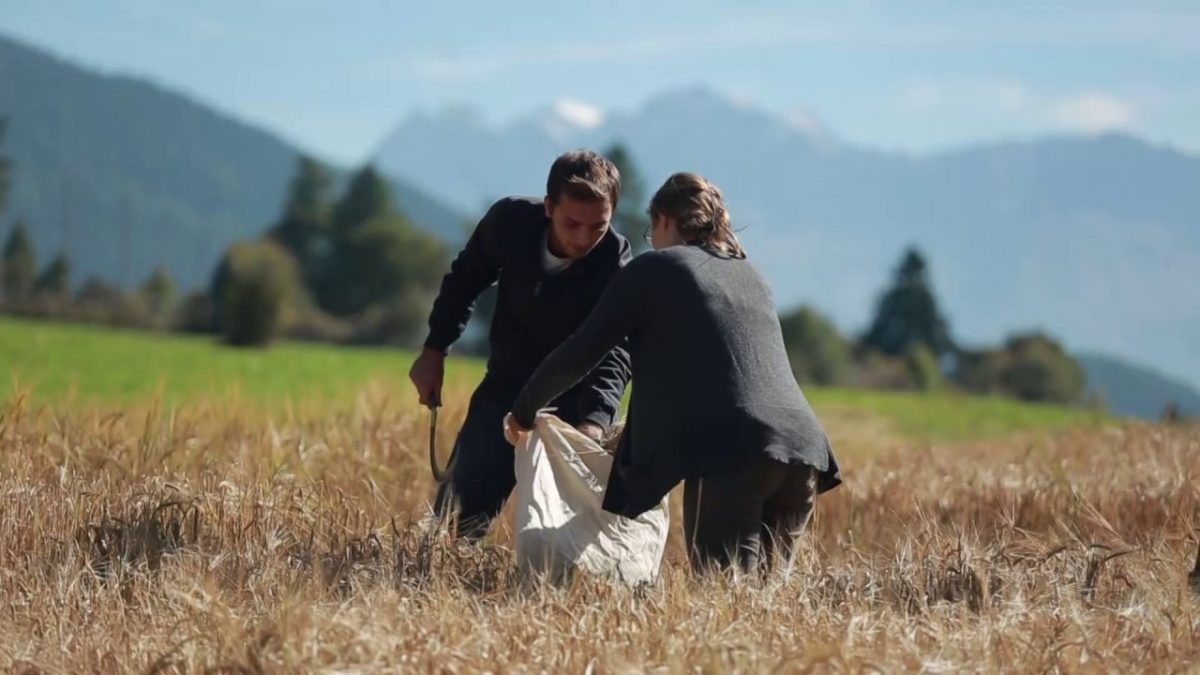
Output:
[507, 172, 841, 574]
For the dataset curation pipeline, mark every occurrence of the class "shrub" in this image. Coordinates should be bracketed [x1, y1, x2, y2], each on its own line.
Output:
[212, 241, 304, 347]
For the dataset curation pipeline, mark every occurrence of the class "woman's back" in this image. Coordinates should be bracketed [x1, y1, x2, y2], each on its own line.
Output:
[628, 245, 810, 419]
[583, 244, 839, 516]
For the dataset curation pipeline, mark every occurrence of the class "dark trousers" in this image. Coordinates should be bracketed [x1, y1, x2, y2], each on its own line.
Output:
[682, 456, 817, 574]
[432, 382, 513, 539]
[433, 378, 585, 539]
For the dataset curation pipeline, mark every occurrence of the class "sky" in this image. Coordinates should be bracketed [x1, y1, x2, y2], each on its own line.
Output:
[1, 0, 1198, 164]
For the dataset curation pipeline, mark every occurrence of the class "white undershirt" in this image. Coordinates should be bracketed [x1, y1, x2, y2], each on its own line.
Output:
[542, 231, 573, 274]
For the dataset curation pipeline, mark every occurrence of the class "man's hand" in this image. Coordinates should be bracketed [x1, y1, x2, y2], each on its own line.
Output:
[409, 347, 446, 407]
[577, 422, 604, 441]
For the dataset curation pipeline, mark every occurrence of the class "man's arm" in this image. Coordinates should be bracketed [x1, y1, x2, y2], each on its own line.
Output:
[424, 200, 506, 353]
[410, 200, 505, 406]
[571, 339, 631, 431]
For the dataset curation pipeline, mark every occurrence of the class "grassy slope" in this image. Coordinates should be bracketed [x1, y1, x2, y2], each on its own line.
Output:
[0, 316, 1103, 440]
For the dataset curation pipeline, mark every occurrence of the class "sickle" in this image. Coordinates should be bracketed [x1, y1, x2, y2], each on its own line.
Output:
[428, 405, 457, 483]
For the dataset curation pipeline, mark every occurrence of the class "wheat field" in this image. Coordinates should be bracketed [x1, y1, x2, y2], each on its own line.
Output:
[1, 372, 1198, 672]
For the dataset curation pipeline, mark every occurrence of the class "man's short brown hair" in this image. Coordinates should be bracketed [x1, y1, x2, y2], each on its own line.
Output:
[546, 150, 621, 208]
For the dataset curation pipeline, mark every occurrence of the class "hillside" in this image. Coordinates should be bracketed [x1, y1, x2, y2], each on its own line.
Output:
[0, 33, 464, 291]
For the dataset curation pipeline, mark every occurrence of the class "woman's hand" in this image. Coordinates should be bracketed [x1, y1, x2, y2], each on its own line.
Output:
[504, 413, 532, 446]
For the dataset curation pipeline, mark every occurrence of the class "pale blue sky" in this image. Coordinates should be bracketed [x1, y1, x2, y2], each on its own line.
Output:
[2, 0, 1197, 163]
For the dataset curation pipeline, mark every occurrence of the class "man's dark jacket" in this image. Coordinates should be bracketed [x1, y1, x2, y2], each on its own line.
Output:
[424, 196, 632, 427]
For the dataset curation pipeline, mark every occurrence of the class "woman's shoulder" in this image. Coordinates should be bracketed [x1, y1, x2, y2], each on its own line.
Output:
[630, 244, 720, 267]
[626, 247, 719, 287]
[625, 245, 757, 283]
[623, 247, 688, 273]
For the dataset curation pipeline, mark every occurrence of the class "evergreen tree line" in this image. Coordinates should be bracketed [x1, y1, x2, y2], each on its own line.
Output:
[0, 114, 450, 342]
[0, 119, 1099, 406]
[1, 216, 179, 328]
[778, 248, 1090, 405]
[206, 158, 449, 346]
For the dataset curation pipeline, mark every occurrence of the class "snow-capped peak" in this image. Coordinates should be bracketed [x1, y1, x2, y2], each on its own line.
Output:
[551, 98, 606, 129]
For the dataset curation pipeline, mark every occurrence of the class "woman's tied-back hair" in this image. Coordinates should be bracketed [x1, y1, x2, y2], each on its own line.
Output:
[648, 172, 746, 259]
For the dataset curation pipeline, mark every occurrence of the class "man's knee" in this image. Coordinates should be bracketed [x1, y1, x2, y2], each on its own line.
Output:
[432, 453, 513, 538]
[450, 434, 514, 498]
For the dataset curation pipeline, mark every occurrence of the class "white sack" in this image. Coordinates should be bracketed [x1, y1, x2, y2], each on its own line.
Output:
[512, 414, 668, 586]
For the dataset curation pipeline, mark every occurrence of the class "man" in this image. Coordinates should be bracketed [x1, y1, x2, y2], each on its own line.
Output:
[410, 150, 633, 538]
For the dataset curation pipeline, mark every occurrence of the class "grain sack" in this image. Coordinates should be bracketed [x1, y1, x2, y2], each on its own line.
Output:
[510, 414, 668, 586]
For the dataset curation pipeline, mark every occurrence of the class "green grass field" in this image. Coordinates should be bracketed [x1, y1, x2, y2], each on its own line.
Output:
[0, 316, 484, 408]
[0, 316, 1104, 440]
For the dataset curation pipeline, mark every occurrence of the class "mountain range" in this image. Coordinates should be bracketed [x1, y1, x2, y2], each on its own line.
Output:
[375, 87, 1200, 397]
[1078, 353, 1200, 420]
[1, 32, 1197, 418]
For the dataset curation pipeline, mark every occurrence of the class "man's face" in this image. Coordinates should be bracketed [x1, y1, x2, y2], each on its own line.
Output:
[544, 194, 613, 260]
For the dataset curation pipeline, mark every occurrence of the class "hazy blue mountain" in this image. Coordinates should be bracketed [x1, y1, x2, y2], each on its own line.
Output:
[0, 33, 464, 291]
[375, 86, 1200, 390]
[1079, 353, 1200, 420]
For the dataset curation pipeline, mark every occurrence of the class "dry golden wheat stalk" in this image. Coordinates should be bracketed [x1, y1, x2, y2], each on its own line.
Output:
[1, 388, 1198, 672]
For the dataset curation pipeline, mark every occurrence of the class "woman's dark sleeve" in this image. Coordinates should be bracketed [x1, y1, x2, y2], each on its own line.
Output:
[511, 255, 653, 427]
